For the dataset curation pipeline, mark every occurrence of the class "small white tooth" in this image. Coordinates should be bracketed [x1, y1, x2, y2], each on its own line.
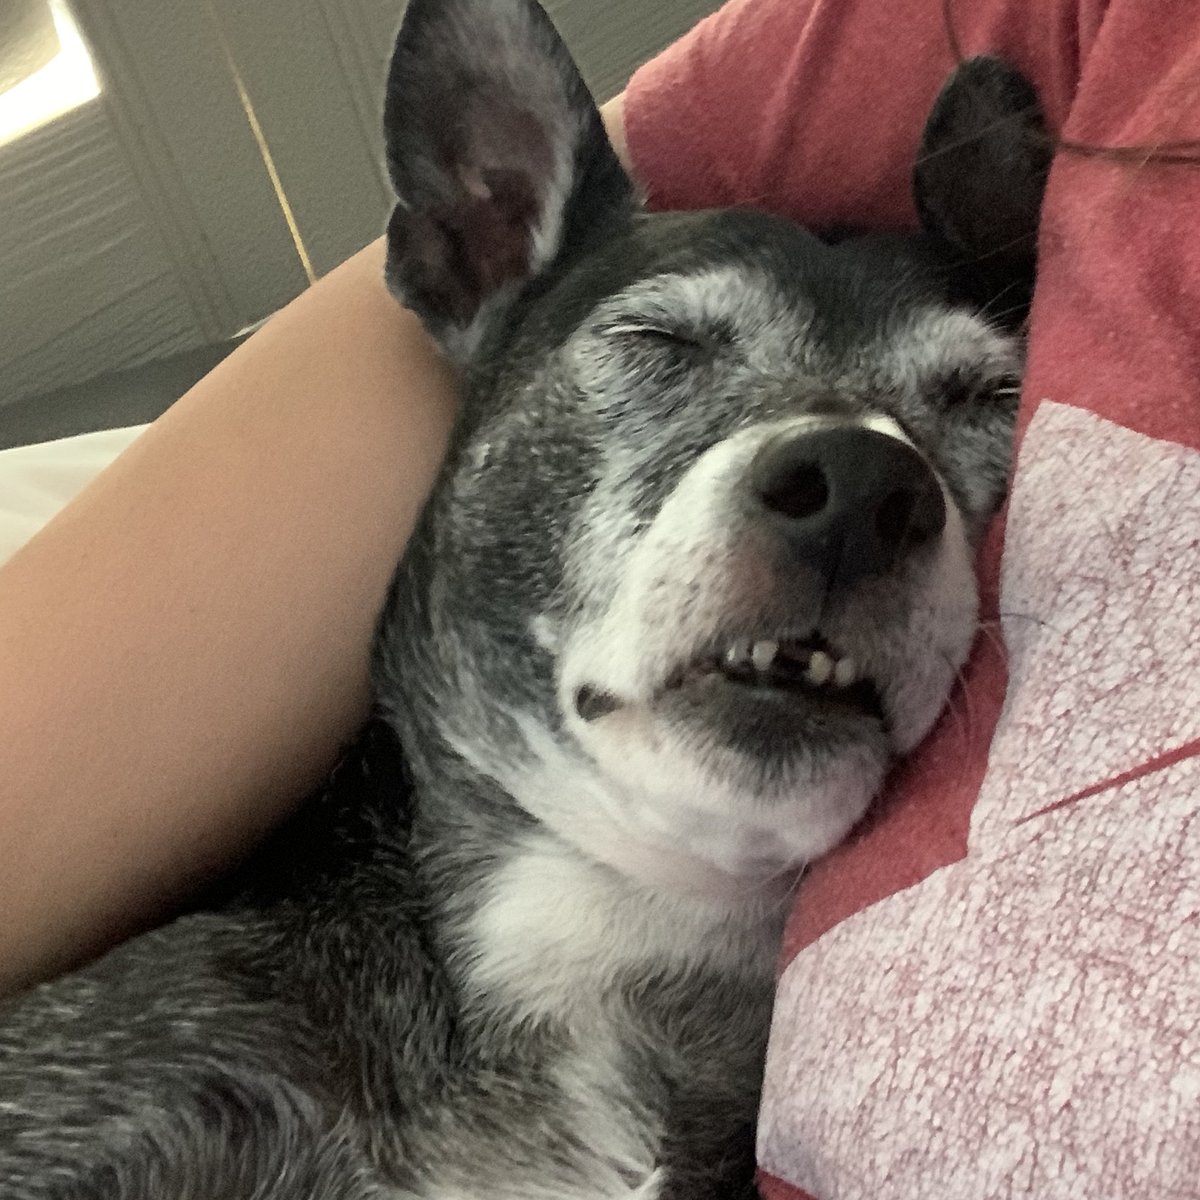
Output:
[724, 640, 750, 666]
[751, 639, 778, 671]
[833, 657, 857, 687]
[805, 650, 834, 686]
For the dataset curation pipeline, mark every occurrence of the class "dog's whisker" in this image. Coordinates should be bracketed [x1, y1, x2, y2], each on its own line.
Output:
[986, 609, 1069, 641]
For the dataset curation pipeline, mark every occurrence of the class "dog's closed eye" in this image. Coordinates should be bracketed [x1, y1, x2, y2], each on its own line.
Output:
[939, 368, 1022, 410]
[613, 324, 710, 354]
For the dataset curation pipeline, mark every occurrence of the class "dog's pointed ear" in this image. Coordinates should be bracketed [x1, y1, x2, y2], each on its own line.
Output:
[383, 0, 634, 362]
[914, 56, 1052, 323]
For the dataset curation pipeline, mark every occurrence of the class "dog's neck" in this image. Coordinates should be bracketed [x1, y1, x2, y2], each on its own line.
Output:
[545, 805, 802, 906]
[406, 725, 802, 909]
[414, 783, 786, 1028]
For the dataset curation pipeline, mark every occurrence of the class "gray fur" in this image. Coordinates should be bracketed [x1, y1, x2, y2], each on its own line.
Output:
[0, 3, 1048, 1197]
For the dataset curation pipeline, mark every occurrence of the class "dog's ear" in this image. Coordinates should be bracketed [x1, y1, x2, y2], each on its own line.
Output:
[914, 56, 1052, 323]
[383, 0, 634, 362]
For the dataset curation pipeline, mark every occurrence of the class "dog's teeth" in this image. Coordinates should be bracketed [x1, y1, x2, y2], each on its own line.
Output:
[724, 640, 751, 666]
[804, 650, 834, 687]
[833, 657, 857, 688]
[751, 639, 778, 671]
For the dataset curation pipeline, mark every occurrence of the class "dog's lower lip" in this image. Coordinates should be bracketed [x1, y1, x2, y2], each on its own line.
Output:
[664, 650, 885, 721]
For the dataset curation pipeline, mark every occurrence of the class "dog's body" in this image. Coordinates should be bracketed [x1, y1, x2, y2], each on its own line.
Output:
[0, 3, 1050, 1197]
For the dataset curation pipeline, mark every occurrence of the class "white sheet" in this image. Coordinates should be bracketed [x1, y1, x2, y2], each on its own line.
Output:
[0, 425, 147, 566]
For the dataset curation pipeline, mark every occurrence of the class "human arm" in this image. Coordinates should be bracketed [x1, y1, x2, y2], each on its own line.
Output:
[0, 240, 456, 992]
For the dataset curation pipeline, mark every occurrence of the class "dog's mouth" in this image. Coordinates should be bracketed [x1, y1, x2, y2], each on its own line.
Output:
[575, 633, 884, 723]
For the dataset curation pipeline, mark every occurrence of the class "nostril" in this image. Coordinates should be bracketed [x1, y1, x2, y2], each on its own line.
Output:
[875, 482, 944, 551]
[875, 488, 917, 547]
[758, 460, 829, 520]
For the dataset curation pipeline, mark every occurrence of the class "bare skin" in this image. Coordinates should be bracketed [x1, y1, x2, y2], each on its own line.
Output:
[0, 98, 630, 996]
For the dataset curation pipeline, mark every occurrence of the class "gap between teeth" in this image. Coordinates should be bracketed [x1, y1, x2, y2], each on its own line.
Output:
[722, 640, 858, 687]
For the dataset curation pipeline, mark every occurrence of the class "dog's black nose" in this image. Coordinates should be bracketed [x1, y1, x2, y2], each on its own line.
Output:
[749, 425, 946, 590]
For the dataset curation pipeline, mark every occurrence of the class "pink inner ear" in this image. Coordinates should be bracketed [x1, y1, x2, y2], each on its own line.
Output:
[387, 61, 587, 344]
[461, 167, 541, 296]
[390, 163, 543, 330]
[416, 95, 557, 319]
[417, 169, 539, 325]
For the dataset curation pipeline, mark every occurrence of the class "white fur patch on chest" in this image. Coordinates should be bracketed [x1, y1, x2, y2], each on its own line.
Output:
[433, 835, 768, 1200]
[424, 860, 670, 1200]
[463, 832, 770, 1023]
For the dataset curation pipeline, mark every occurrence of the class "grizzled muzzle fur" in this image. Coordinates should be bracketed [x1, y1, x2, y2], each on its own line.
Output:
[0, 2, 1050, 1197]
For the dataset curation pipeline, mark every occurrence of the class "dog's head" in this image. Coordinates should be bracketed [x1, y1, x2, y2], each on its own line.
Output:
[375, 0, 1049, 892]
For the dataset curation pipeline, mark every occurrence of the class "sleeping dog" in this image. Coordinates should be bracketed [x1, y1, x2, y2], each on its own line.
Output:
[0, 2, 1050, 1196]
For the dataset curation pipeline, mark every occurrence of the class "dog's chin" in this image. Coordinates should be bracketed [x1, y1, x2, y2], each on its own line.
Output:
[562, 693, 890, 887]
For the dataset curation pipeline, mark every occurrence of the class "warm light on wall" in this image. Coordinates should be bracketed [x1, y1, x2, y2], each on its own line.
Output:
[0, 1, 100, 148]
